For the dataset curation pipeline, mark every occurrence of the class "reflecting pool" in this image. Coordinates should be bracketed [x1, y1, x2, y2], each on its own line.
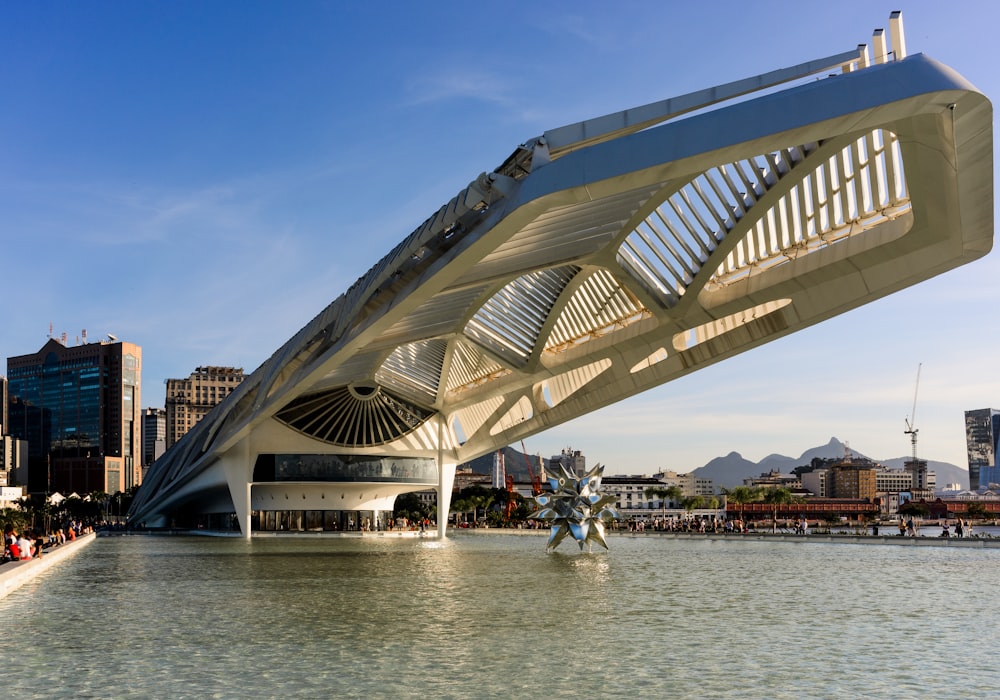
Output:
[2, 533, 997, 698]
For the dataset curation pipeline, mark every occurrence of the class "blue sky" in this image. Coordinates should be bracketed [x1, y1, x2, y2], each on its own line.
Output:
[2, 1, 997, 475]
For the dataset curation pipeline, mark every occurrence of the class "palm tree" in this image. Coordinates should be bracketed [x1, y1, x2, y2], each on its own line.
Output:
[645, 484, 683, 527]
[88, 490, 110, 522]
[0, 507, 29, 534]
[471, 494, 494, 525]
[450, 497, 474, 526]
[681, 495, 705, 513]
[680, 495, 706, 528]
[451, 494, 493, 526]
[722, 485, 761, 526]
[16, 495, 52, 532]
[760, 487, 800, 533]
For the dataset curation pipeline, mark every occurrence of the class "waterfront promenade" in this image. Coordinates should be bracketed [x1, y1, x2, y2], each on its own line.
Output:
[147, 524, 1000, 549]
[451, 526, 1000, 549]
[0, 531, 96, 599]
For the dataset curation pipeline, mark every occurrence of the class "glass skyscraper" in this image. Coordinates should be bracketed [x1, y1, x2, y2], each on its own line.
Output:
[965, 408, 1000, 491]
[6, 337, 142, 495]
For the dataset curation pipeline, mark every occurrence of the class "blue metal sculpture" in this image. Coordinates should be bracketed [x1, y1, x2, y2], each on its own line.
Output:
[530, 463, 620, 551]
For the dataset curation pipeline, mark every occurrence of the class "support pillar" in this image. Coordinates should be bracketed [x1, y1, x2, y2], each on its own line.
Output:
[436, 416, 456, 538]
[220, 437, 253, 539]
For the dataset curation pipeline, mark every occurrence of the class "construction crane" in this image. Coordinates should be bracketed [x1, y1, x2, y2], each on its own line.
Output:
[521, 440, 543, 495]
[904, 363, 922, 465]
[504, 474, 516, 520]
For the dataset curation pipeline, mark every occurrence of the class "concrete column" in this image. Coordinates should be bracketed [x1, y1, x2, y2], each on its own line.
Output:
[872, 28, 888, 65]
[220, 437, 253, 539]
[437, 461, 457, 538]
[889, 10, 906, 60]
[436, 416, 456, 538]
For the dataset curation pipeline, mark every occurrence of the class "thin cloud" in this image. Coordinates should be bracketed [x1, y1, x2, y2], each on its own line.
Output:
[403, 66, 519, 108]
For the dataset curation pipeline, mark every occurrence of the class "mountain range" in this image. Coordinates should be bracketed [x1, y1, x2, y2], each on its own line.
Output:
[463, 437, 969, 491]
[691, 436, 969, 490]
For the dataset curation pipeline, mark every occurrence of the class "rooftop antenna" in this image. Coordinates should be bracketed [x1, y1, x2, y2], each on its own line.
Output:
[904, 363, 922, 465]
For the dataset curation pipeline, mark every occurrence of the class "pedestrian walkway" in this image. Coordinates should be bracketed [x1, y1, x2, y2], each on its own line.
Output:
[0, 532, 96, 599]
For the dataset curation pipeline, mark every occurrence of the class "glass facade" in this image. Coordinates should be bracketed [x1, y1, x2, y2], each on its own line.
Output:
[253, 454, 437, 483]
[249, 509, 388, 532]
[965, 408, 1000, 491]
[6, 339, 141, 494]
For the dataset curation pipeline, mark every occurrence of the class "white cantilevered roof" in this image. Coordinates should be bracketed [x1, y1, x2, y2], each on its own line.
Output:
[130, 17, 993, 521]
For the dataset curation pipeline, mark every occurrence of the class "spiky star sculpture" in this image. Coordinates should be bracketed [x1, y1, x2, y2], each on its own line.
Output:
[529, 462, 620, 552]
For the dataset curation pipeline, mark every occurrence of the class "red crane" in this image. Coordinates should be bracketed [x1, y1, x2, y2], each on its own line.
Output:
[504, 474, 516, 519]
[521, 440, 542, 495]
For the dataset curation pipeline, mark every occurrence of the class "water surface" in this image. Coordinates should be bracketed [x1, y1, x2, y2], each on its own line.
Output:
[2, 533, 996, 698]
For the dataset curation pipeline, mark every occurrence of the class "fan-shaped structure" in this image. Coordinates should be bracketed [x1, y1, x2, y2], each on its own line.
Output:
[130, 13, 993, 537]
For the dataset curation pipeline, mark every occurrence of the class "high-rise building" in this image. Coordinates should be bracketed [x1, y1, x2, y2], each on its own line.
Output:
[6, 337, 142, 495]
[549, 447, 586, 477]
[828, 457, 877, 500]
[165, 366, 245, 447]
[0, 375, 8, 433]
[142, 407, 166, 470]
[966, 408, 1000, 491]
[0, 375, 29, 489]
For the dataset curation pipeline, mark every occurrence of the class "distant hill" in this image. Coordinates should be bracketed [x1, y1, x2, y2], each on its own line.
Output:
[461, 446, 546, 482]
[692, 437, 968, 491]
[462, 437, 969, 492]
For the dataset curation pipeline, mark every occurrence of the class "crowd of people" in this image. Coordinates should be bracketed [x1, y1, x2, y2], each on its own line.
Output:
[1, 521, 92, 564]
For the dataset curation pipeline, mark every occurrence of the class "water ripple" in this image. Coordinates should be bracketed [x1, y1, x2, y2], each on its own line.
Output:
[1, 534, 997, 698]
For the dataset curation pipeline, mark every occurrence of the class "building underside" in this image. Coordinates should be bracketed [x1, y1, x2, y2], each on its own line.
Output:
[129, 14, 994, 537]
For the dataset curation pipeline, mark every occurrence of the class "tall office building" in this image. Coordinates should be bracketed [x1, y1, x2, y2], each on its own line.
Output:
[142, 407, 166, 470]
[828, 457, 878, 500]
[0, 375, 7, 432]
[549, 447, 586, 477]
[165, 366, 245, 447]
[965, 408, 1000, 491]
[0, 375, 29, 488]
[6, 336, 142, 495]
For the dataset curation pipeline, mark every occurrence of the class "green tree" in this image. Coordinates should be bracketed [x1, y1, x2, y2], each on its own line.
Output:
[455, 486, 494, 526]
[511, 501, 533, 523]
[645, 484, 684, 525]
[88, 491, 110, 521]
[965, 501, 988, 522]
[15, 494, 53, 532]
[680, 495, 705, 514]
[393, 492, 431, 523]
[760, 487, 801, 533]
[470, 494, 494, 524]
[0, 507, 29, 534]
[492, 485, 522, 524]
[898, 501, 930, 517]
[450, 497, 474, 526]
[722, 486, 761, 525]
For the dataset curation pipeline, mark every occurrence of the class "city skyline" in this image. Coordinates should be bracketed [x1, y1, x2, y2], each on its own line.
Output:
[2, 2, 997, 474]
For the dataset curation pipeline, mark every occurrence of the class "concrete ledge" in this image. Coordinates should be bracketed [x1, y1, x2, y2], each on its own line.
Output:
[0, 532, 96, 599]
